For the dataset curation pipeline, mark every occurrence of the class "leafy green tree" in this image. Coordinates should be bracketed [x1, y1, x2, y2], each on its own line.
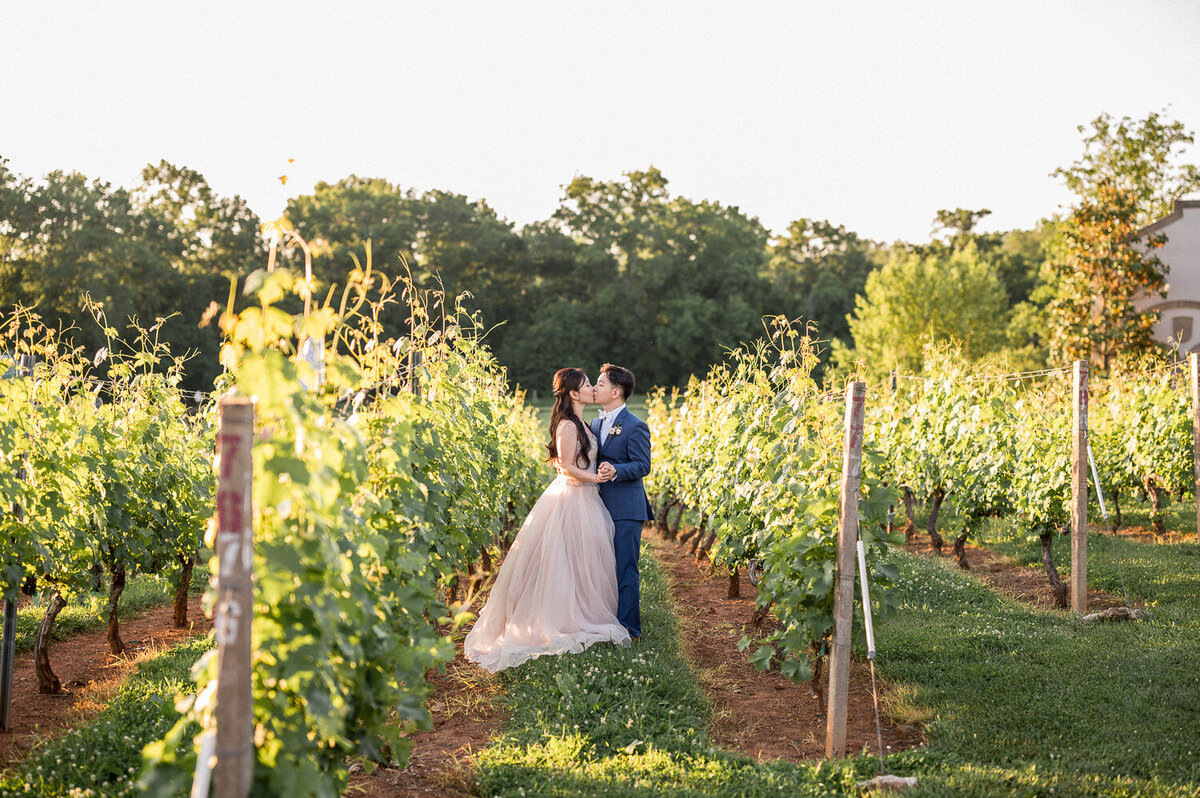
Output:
[135, 160, 264, 278]
[410, 189, 525, 329]
[1052, 110, 1200, 226]
[497, 299, 606, 393]
[0, 167, 179, 357]
[920, 208, 1050, 308]
[836, 243, 1010, 378]
[764, 219, 880, 351]
[283, 176, 419, 289]
[931, 207, 993, 243]
[553, 167, 771, 387]
[1046, 178, 1166, 372]
[495, 223, 594, 390]
[996, 219, 1058, 307]
[0, 158, 32, 301]
[0, 159, 269, 391]
[133, 161, 265, 390]
[284, 178, 528, 352]
[1042, 111, 1196, 374]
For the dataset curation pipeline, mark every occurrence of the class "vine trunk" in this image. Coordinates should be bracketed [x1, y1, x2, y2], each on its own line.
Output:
[35, 592, 67, 694]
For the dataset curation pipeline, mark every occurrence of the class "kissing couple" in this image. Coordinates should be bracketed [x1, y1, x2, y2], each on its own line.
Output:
[465, 363, 653, 672]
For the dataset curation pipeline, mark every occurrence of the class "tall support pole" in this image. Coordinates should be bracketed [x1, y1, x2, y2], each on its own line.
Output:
[213, 398, 255, 798]
[0, 354, 33, 730]
[1070, 360, 1089, 613]
[1191, 353, 1200, 535]
[826, 380, 866, 758]
[409, 349, 423, 398]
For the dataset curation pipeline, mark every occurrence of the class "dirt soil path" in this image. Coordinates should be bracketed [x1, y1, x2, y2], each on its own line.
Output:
[904, 532, 1134, 611]
[647, 531, 923, 762]
[347, 639, 502, 798]
[0, 593, 211, 765]
[360, 525, 923, 797]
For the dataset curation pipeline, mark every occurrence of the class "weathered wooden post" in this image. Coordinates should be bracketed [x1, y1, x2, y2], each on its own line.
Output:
[1070, 360, 1088, 613]
[409, 349, 423, 398]
[0, 354, 33, 730]
[212, 397, 255, 797]
[826, 380, 866, 758]
[1191, 353, 1200, 535]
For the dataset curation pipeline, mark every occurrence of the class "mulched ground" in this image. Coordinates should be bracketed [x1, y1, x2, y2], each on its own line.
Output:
[0, 518, 1163, 795]
[347, 637, 502, 798]
[359, 523, 925, 797]
[647, 530, 924, 762]
[1103, 523, 1197, 545]
[0, 593, 211, 765]
[903, 524, 1156, 611]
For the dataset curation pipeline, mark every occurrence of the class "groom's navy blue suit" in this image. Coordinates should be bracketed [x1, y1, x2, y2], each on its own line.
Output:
[592, 407, 653, 638]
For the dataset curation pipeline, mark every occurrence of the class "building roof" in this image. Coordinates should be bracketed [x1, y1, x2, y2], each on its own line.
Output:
[1137, 199, 1200, 237]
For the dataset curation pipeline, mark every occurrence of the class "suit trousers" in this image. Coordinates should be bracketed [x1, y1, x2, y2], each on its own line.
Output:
[612, 519, 642, 637]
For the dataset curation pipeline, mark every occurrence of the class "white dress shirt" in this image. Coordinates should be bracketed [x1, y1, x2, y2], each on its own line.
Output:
[599, 403, 626, 445]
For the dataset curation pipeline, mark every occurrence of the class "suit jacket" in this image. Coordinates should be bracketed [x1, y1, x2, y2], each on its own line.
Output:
[592, 407, 653, 522]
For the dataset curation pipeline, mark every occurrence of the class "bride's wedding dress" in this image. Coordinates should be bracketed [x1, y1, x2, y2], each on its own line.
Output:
[465, 424, 630, 672]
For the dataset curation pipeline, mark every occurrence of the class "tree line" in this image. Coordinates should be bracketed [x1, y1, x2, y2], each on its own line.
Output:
[2, 110, 1197, 394]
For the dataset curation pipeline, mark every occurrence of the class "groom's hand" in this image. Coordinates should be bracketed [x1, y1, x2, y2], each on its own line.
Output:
[598, 462, 616, 481]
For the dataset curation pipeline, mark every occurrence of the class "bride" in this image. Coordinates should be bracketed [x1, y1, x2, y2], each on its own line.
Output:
[464, 368, 631, 672]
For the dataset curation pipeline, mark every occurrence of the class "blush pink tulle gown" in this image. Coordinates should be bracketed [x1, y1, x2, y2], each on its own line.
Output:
[465, 424, 631, 672]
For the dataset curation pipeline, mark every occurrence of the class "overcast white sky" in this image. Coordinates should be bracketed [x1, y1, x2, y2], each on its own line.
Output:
[3, 1, 1198, 244]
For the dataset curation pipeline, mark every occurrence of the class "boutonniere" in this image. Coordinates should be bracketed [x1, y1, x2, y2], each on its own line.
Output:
[610, 424, 623, 436]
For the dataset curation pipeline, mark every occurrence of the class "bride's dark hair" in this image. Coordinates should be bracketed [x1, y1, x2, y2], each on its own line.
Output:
[546, 368, 591, 470]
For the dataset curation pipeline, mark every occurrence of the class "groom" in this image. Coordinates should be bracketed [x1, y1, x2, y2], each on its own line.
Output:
[592, 363, 653, 639]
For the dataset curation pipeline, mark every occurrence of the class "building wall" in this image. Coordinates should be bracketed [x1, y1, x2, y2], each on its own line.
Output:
[1135, 201, 1200, 353]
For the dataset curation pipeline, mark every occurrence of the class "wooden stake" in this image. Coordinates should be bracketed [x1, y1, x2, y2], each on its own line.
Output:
[1191, 353, 1200, 536]
[826, 380, 866, 758]
[213, 398, 255, 798]
[0, 354, 33, 729]
[409, 349, 423, 397]
[1070, 360, 1088, 613]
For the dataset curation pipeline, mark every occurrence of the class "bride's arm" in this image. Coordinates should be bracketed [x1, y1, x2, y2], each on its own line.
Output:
[555, 421, 602, 484]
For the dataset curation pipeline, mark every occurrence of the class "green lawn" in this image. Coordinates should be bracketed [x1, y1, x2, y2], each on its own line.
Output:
[476, 518, 1200, 796]
[875, 544, 1200, 796]
[475, 554, 873, 797]
[4, 506, 1195, 796]
[0, 634, 211, 798]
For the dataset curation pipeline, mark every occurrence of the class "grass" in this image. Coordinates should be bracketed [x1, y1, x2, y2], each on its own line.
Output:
[474, 554, 880, 797]
[476, 503, 1200, 796]
[10, 564, 210, 653]
[871, 494, 1200, 796]
[874, 546, 1200, 795]
[0, 633, 212, 797]
[2, 492, 1194, 796]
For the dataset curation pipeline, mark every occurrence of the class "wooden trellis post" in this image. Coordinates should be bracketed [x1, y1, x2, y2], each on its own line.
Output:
[1191, 353, 1200, 535]
[826, 380, 866, 758]
[409, 349, 423, 397]
[0, 354, 33, 730]
[212, 397, 255, 797]
[1070, 360, 1088, 613]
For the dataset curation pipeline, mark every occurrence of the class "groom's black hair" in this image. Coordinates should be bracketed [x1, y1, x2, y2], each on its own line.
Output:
[601, 363, 635, 400]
